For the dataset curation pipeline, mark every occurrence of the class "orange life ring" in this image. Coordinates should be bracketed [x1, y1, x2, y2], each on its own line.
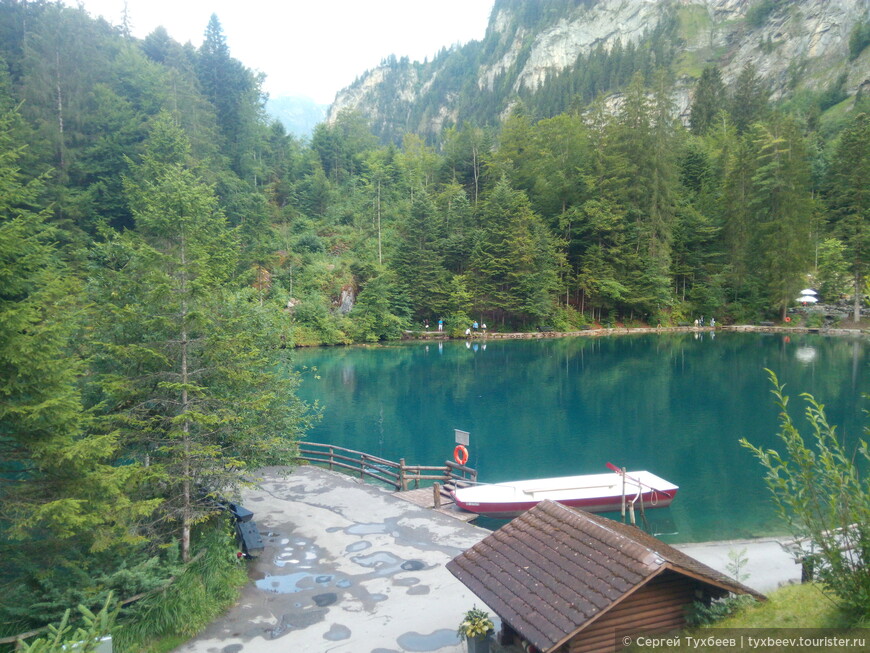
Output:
[454, 444, 469, 466]
[785, 316, 791, 322]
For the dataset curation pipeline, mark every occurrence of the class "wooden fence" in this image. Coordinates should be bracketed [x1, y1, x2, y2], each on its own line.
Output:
[295, 442, 477, 490]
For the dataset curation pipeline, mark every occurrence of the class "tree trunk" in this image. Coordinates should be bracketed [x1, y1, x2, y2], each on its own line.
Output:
[377, 180, 382, 265]
[180, 231, 191, 563]
[54, 49, 65, 172]
[854, 269, 861, 323]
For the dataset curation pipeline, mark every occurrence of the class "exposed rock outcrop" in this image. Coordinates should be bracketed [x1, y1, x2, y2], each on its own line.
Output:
[327, 0, 870, 139]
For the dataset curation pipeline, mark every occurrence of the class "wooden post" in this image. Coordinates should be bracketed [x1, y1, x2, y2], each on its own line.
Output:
[329, 446, 334, 471]
[621, 468, 626, 522]
[399, 458, 406, 491]
[433, 482, 441, 508]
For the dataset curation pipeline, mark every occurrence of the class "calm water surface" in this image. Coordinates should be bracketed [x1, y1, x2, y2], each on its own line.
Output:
[293, 332, 867, 543]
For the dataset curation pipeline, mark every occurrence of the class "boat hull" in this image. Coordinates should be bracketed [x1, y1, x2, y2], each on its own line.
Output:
[450, 471, 677, 520]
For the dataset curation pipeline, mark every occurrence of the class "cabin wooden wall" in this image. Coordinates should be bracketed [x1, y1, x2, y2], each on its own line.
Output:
[565, 571, 727, 653]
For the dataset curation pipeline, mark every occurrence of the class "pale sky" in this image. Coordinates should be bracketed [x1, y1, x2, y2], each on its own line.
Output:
[64, 0, 495, 104]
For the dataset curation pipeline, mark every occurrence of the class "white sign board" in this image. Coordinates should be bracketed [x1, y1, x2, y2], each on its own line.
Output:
[454, 429, 470, 446]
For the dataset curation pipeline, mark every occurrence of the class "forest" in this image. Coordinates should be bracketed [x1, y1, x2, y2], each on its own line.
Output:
[0, 0, 868, 645]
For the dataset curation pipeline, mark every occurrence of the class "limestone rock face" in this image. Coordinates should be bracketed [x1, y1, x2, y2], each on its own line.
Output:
[328, 0, 870, 137]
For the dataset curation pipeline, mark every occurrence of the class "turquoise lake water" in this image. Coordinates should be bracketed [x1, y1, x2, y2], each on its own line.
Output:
[292, 332, 868, 543]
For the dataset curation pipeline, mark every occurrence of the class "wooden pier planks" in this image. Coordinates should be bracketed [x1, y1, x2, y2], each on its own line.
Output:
[395, 485, 479, 522]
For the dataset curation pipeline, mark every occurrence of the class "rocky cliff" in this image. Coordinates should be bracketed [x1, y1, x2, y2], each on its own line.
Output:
[328, 0, 870, 140]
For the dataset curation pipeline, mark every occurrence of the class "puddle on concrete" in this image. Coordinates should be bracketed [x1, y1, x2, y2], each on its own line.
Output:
[345, 540, 371, 553]
[396, 629, 459, 652]
[268, 607, 328, 639]
[394, 577, 419, 587]
[407, 585, 430, 595]
[351, 552, 429, 580]
[256, 571, 348, 596]
[273, 535, 323, 569]
[370, 593, 388, 602]
[346, 523, 388, 535]
[313, 592, 337, 607]
[323, 623, 352, 641]
[351, 551, 401, 569]
[401, 559, 425, 571]
[256, 571, 314, 594]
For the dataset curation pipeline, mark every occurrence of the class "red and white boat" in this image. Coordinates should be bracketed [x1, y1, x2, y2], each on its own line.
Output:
[450, 463, 678, 519]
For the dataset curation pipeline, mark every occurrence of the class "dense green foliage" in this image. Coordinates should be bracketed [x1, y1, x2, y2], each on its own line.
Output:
[18, 594, 116, 653]
[0, 0, 867, 641]
[0, 1, 312, 639]
[741, 372, 870, 619]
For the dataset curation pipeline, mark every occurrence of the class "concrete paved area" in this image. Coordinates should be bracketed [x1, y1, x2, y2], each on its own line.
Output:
[174, 465, 495, 653]
[175, 466, 803, 653]
[674, 537, 802, 594]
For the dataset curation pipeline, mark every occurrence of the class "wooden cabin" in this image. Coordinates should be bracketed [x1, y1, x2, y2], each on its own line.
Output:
[446, 500, 765, 653]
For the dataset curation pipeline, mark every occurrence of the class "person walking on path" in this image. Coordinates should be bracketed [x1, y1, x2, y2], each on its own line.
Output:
[438, 318, 443, 332]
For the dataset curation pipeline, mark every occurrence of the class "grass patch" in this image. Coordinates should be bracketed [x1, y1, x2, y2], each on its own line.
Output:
[625, 584, 857, 652]
[113, 523, 249, 653]
[709, 583, 852, 629]
[676, 5, 712, 43]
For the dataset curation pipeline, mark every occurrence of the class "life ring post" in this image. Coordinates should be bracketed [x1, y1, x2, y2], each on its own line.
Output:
[454, 444, 469, 466]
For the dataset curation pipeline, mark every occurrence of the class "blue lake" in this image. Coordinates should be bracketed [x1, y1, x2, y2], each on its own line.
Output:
[293, 332, 868, 543]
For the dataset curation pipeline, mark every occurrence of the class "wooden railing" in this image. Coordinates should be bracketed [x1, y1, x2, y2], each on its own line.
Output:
[295, 442, 477, 491]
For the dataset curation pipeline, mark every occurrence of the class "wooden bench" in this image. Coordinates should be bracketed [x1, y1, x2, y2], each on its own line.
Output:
[537, 326, 554, 332]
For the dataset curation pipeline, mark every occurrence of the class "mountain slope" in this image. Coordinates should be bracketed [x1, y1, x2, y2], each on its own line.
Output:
[266, 95, 327, 139]
[328, 0, 870, 141]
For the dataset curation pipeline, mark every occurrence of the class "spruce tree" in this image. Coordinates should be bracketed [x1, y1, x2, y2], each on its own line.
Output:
[0, 108, 152, 625]
[825, 112, 870, 321]
[392, 191, 448, 318]
[470, 178, 561, 326]
[89, 115, 310, 561]
[748, 116, 814, 318]
[690, 66, 726, 135]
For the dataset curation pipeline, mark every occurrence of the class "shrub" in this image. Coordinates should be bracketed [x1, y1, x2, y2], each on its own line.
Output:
[685, 594, 757, 626]
[740, 371, 870, 620]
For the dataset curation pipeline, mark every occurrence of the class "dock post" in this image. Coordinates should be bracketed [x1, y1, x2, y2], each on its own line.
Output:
[621, 468, 626, 522]
[329, 446, 334, 471]
[433, 482, 441, 508]
[399, 458, 406, 491]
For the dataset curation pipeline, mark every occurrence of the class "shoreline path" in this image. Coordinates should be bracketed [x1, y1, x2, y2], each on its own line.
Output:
[174, 466, 801, 653]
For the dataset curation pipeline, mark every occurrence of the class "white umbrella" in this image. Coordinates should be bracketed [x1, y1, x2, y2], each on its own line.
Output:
[797, 295, 818, 303]
[799, 288, 817, 295]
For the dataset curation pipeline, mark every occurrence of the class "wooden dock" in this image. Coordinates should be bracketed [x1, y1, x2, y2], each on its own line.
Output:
[295, 442, 479, 522]
[394, 482, 479, 522]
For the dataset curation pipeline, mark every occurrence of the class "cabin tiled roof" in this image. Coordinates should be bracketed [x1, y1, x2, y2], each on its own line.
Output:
[446, 500, 764, 653]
